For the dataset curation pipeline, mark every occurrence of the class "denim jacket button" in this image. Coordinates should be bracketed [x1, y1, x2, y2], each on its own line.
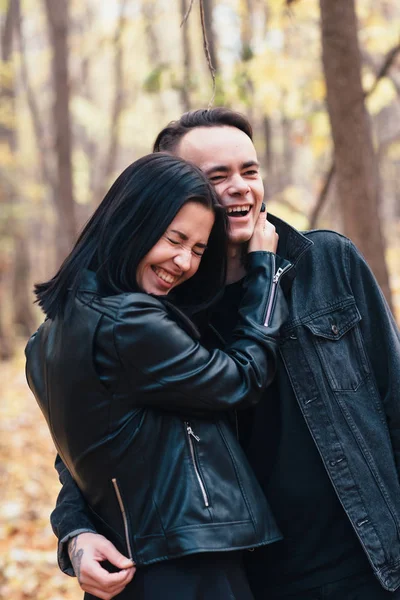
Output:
[331, 324, 339, 335]
[290, 333, 297, 340]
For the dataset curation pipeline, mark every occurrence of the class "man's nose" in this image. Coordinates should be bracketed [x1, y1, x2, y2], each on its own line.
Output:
[173, 249, 192, 271]
[228, 174, 250, 196]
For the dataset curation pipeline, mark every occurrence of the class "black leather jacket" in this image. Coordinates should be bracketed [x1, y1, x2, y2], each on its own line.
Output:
[26, 251, 290, 567]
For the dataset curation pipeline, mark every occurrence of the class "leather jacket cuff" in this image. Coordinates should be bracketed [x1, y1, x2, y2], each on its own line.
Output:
[58, 528, 97, 576]
[242, 251, 292, 328]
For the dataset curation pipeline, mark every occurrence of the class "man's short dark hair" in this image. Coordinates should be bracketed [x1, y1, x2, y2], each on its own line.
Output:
[153, 108, 253, 153]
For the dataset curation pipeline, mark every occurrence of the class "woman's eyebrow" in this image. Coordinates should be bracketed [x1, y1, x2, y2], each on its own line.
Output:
[169, 230, 207, 248]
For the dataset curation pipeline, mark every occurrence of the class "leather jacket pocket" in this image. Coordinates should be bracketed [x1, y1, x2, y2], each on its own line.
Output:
[184, 422, 210, 508]
[304, 302, 370, 392]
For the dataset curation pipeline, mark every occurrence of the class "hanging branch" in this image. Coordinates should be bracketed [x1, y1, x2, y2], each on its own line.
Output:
[309, 41, 400, 228]
[180, 0, 195, 26]
[199, 0, 216, 108]
[180, 0, 216, 109]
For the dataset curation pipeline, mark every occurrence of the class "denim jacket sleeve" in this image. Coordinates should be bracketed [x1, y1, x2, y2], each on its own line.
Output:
[51, 454, 96, 576]
[347, 240, 400, 475]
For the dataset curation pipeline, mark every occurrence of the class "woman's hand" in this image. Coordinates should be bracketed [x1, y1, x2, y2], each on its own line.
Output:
[248, 203, 278, 254]
[68, 532, 135, 600]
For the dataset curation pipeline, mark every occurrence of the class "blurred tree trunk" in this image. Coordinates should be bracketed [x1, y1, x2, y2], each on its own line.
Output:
[320, 0, 393, 308]
[44, 0, 76, 266]
[142, 0, 165, 115]
[0, 1, 16, 359]
[94, 0, 127, 205]
[180, 0, 192, 111]
[0, 0, 35, 357]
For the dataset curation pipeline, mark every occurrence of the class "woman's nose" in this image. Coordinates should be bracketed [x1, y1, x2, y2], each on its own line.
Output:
[174, 249, 192, 271]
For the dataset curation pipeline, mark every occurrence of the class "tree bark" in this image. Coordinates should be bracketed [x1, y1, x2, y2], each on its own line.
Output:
[320, 0, 393, 308]
[44, 0, 76, 266]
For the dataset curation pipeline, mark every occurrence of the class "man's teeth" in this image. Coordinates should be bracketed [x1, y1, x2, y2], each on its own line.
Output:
[153, 267, 177, 284]
[226, 206, 251, 215]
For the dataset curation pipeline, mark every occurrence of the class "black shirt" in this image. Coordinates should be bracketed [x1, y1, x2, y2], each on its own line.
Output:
[211, 280, 370, 596]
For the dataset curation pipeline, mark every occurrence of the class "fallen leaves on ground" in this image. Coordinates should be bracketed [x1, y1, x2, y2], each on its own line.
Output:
[0, 345, 82, 600]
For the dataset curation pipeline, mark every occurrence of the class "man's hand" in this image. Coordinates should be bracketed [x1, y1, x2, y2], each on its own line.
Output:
[68, 532, 135, 600]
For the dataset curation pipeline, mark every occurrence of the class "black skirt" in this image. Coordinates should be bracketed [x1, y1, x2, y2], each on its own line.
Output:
[85, 551, 255, 600]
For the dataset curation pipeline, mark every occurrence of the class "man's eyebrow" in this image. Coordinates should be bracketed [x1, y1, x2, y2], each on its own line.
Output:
[169, 230, 208, 248]
[205, 160, 259, 175]
[204, 165, 229, 175]
[242, 160, 260, 169]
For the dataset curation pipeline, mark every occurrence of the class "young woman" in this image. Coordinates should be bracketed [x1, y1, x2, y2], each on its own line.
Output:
[26, 153, 289, 599]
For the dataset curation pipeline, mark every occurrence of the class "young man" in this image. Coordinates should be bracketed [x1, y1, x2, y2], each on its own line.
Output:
[50, 109, 400, 599]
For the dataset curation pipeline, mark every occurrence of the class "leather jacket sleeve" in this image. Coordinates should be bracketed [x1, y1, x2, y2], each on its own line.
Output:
[50, 454, 97, 576]
[114, 251, 290, 412]
[52, 250, 290, 574]
[347, 240, 400, 476]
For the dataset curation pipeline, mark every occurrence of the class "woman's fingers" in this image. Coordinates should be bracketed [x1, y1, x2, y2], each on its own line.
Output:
[248, 204, 279, 254]
[69, 532, 136, 597]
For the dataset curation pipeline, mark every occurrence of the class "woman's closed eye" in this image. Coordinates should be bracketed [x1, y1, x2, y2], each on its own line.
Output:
[165, 237, 206, 257]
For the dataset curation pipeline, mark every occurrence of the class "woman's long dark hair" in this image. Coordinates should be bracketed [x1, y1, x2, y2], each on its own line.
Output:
[35, 153, 228, 319]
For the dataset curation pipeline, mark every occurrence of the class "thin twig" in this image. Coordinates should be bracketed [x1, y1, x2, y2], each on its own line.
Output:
[365, 42, 400, 98]
[199, 0, 216, 109]
[180, 0, 196, 27]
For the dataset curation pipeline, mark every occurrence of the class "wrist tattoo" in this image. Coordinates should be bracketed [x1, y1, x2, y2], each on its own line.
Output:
[69, 537, 84, 582]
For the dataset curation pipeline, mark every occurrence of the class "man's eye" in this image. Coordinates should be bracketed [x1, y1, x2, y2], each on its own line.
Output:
[244, 170, 258, 176]
[208, 175, 225, 183]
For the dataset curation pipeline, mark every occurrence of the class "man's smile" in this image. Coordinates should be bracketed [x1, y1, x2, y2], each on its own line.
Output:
[226, 205, 252, 217]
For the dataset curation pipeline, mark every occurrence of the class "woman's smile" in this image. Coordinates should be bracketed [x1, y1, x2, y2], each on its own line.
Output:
[136, 201, 215, 295]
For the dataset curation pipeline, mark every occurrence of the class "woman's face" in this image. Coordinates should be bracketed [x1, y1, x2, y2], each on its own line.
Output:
[136, 201, 215, 295]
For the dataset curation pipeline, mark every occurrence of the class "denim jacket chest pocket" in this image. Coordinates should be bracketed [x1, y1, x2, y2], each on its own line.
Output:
[303, 302, 370, 392]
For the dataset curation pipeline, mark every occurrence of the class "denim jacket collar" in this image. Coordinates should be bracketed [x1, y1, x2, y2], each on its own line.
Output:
[268, 213, 313, 266]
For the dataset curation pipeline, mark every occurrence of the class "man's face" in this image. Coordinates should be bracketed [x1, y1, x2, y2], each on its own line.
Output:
[176, 126, 264, 247]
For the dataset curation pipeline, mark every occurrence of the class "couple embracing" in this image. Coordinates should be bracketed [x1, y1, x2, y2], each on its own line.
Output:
[26, 108, 400, 600]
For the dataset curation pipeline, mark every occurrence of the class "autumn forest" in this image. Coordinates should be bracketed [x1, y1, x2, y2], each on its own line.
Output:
[1, 0, 400, 598]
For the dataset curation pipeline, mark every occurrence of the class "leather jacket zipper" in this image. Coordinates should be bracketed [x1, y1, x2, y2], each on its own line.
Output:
[264, 261, 292, 326]
[112, 478, 133, 560]
[185, 422, 210, 508]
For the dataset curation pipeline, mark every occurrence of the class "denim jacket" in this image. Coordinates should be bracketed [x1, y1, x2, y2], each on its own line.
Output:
[49, 215, 400, 591]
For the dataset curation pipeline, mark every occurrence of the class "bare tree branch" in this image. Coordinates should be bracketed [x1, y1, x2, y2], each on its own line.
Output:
[180, 0, 196, 26]
[365, 42, 400, 97]
[199, 0, 216, 108]
[179, 0, 216, 108]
